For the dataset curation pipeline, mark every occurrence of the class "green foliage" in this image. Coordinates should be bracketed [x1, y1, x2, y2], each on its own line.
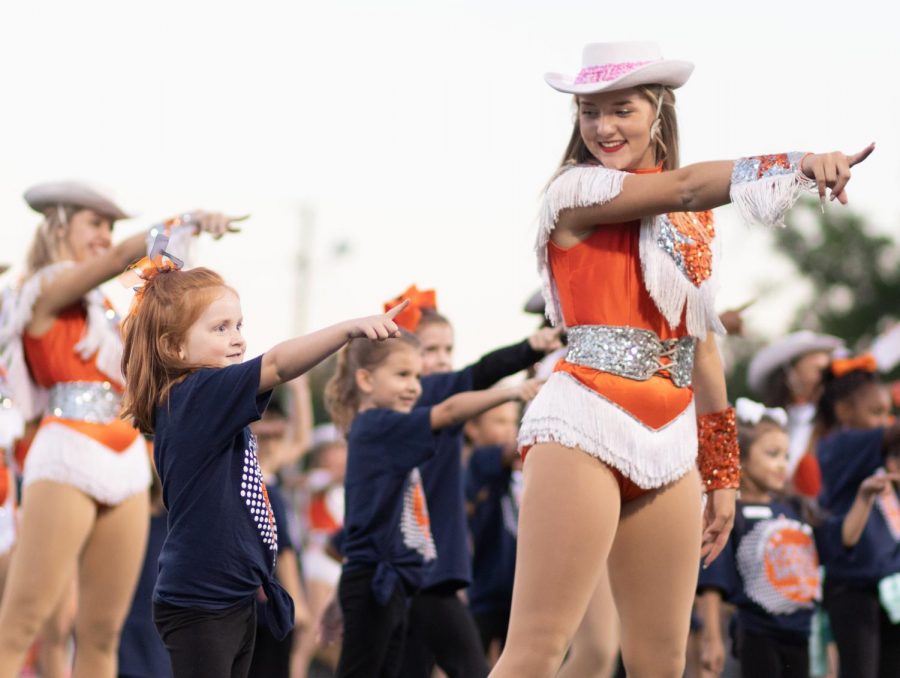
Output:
[777, 197, 900, 347]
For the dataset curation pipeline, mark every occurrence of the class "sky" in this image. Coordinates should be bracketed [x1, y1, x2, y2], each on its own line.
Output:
[1, 0, 897, 366]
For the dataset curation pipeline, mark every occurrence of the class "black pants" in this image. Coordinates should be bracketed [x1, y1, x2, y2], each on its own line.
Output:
[473, 608, 511, 656]
[823, 579, 900, 678]
[399, 589, 489, 678]
[153, 599, 256, 678]
[337, 568, 408, 678]
[248, 618, 294, 678]
[738, 629, 808, 678]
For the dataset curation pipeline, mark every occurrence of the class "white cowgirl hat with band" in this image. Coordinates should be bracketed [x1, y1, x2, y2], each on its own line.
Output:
[23, 180, 132, 222]
[545, 41, 694, 95]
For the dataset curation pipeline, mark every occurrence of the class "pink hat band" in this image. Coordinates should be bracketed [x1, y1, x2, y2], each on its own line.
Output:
[573, 59, 659, 85]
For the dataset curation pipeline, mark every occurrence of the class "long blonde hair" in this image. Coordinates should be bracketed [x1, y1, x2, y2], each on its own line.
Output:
[25, 205, 84, 275]
[121, 267, 232, 434]
[555, 85, 680, 174]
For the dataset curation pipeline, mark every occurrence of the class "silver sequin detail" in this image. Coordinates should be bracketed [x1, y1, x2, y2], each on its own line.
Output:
[731, 152, 805, 184]
[656, 213, 696, 280]
[47, 382, 120, 424]
[565, 325, 696, 388]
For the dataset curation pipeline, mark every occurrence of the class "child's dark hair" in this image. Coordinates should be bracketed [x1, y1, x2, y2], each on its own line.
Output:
[815, 365, 880, 431]
[324, 330, 421, 433]
[121, 267, 233, 435]
[737, 416, 787, 462]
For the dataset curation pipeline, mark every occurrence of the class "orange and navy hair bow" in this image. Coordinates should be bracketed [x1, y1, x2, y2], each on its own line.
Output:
[830, 353, 877, 377]
[384, 285, 436, 332]
[121, 231, 184, 318]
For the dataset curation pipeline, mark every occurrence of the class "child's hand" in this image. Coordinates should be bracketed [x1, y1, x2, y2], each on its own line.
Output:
[191, 210, 246, 239]
[858, 472, 900, 501]
[528, 326, 564, 353]
[347, 300, 409, 340]
[515, 378, 543, 403]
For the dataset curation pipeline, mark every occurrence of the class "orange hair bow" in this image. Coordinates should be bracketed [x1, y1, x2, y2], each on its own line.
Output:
[830, 353, 877, 377]
[384, 285, 436, 332]
[121, 232, 184, 318]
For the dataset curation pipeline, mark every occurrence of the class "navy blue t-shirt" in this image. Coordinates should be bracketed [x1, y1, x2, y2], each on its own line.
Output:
[153, 356, 293, 637]
[342, 407, 438, 605]
[256, 480, 294, 630]
[417, 367, 474, 592]
[698, 499, 819, 643]
[817, 428, 900, 586]
[465, 446, 518, 616]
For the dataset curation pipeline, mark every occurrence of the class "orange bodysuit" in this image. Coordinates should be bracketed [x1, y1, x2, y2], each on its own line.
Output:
[1, 265, 151, 506]
[519, 165, 722, 492]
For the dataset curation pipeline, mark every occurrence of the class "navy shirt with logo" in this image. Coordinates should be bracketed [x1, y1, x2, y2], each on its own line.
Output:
[342, 407, 438, 605]
[418, 339, 543, 593]
[465, 446, 519, 617]
[698, 499, 819, 643]
[153, 356, 294, 637]
[817, 428, 900, 586]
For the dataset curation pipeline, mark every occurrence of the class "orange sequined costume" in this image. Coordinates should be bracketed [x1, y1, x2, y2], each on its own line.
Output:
[0, 264, 150, 505]
[518, 165, 723, 493]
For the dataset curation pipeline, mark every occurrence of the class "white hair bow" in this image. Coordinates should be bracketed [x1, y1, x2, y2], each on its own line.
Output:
[735, 398, 788, 428]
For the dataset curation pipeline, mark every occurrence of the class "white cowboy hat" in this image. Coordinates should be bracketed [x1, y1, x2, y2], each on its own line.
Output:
[23, 180, 132, 221]
[747, 331, 844, 395]
[545, 41, 694, 95]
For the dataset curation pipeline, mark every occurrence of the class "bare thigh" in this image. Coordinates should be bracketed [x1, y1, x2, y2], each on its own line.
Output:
[608, 469, 703, 678]
[490, 444, 621, 678]
[0, 482, 96, 675]
[557, 567, 619, 678]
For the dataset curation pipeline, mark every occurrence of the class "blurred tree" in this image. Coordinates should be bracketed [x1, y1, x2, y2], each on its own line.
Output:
[778, 197, 900, 346]
[725, 197, 899, 400]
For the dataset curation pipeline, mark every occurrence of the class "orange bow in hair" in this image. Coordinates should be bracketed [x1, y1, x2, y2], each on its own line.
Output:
[830, 353, 877, 377]
[384, 285, 436, 332]
[121, 232, 184, 319]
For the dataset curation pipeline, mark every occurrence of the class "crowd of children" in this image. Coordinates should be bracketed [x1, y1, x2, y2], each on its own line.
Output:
[0, 38, 896, 678]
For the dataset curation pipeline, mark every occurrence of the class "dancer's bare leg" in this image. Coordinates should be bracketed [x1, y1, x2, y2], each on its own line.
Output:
[39, 576, 78, 678]
[72, 490, 148, 678]
[0, 482, 95, 677]
[292, 579, 340, 677]
[490, 444, 621, 678]
[557, 567, 619, 678]
[608, 469, 702, 678]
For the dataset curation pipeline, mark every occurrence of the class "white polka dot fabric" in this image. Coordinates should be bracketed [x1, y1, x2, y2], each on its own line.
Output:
[240, 434, 278, 566]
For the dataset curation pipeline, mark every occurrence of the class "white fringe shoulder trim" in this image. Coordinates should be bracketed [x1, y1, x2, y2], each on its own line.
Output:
[639, 215, 726, 339]
[535, 165, 627, 327]
[22, 423, 150, 505]
[0, 264, 124, 419]
[518, 371, 698, 489]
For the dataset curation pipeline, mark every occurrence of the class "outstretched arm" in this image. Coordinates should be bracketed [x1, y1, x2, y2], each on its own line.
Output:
[430, 380, 541, 431]
[258, 301, 408, 393]
[554, 146, 874, 237]
[30, 211, 241, 328]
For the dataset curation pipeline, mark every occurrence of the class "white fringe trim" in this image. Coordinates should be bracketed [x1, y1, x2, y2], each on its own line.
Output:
[729, 171, 817, 229]
[639, 216, 726, 339]
[0, 264, 124, 420]
[518, 371, 698, 489]
[23, 423, 150, 505]
[0, 405, 25, 452]
[535, 166, 627, 327]
[0, 489, 15, 556]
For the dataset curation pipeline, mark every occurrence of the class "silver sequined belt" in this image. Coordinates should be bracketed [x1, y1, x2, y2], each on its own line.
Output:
[564, 325, 697, 388]
[47, 382, 122, 424]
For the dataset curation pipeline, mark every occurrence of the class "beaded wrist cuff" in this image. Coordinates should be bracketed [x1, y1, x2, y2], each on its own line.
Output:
[697, 407, 740, 491]
[731, 152, 808, 184]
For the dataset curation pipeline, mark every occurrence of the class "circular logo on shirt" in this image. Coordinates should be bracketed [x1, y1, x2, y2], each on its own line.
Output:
[737, 517, 821, 615]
